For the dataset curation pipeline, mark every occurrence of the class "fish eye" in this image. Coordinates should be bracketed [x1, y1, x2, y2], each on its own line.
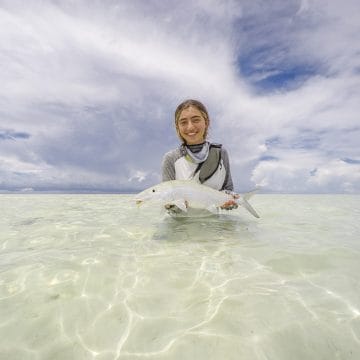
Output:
[152, 189, 156, 192]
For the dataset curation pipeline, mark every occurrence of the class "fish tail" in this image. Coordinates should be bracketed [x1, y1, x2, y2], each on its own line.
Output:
[242, 199, 260, 218]
[237, 188, 260, 218]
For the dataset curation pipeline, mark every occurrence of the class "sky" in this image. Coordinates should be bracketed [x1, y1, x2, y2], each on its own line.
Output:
[0, 0, 359, 193]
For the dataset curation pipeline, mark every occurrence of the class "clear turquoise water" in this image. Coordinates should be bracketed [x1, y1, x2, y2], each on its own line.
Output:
[0, 194, 359, 359]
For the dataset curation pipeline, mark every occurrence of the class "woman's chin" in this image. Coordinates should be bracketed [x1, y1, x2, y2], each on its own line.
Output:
[184, 137, 203, 145]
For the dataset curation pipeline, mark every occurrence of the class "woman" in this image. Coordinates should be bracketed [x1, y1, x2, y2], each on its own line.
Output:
[162, 99, 238, 211]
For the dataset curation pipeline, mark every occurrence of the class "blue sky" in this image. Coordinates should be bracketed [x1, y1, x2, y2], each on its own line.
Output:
[0, 0, 359, 193]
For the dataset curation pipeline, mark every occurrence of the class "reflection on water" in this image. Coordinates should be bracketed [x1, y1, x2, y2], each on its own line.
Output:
[153, 214, 245, 242]
[0, 194, 359, 359]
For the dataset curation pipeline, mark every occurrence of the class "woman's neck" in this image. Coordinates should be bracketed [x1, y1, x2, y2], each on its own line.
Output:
[186, 142, 206, 153]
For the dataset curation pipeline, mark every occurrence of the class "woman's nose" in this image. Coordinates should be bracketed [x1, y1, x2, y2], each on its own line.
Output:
[186, 121, 195, 130]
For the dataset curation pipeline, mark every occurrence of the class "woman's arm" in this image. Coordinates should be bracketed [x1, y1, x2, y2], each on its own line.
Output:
[162, 151, 176, 181]
[220, 149, 239, 210]
[221, 149, 234, 191]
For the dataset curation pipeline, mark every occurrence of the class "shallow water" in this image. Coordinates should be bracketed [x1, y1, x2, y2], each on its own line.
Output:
[0, 194, 359, 359]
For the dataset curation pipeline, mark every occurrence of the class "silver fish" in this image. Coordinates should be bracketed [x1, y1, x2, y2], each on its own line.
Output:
[135, 180, 260, 218]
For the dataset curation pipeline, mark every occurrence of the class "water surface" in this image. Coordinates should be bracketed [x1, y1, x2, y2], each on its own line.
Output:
[0, 194, 359, 359]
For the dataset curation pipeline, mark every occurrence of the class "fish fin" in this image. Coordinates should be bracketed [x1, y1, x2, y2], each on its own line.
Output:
[172, 199, 188, 212]
[242, 199, 260, 218]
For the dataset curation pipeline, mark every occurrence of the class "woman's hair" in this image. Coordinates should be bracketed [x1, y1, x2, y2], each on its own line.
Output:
[174, 99, 210, 143]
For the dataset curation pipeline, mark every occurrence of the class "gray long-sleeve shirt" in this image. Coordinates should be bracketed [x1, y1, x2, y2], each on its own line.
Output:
[161, 146, 234, 191]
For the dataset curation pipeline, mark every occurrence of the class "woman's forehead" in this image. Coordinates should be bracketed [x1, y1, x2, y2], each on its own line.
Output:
[179, 106, 203, 119]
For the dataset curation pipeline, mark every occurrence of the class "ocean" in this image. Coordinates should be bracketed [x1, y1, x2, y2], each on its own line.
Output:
[0, 194, 359, 359]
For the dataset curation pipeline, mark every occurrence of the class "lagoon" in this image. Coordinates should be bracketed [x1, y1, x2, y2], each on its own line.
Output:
[0, 194, 359, 359]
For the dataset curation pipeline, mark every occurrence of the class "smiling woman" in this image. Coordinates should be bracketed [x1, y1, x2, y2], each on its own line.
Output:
[161, 99, 238, 212]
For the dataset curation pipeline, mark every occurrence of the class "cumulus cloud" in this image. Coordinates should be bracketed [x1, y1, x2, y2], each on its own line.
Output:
[0, 0, 359, 193]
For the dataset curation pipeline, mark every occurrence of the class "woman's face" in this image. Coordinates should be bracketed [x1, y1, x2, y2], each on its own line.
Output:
[177, 106, 208, 145]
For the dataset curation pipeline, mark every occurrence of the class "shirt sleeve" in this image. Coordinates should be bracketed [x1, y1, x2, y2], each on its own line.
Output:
[161, 152, 176, 181]
[221, 148, 234, 191]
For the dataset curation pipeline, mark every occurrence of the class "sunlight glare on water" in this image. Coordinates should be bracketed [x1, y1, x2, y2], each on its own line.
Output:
[0, 194, 359, 359]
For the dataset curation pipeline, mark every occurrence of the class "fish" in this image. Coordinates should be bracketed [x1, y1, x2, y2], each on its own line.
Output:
[135, 180, 260, 218]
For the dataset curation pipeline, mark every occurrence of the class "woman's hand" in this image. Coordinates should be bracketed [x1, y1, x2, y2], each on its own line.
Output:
[220, 193, 239, 210]
[165, 204, 182, 214]
[164, 201, 188, 214]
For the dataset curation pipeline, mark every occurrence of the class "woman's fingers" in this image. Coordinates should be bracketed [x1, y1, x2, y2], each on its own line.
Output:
[220, 199, 238, 210]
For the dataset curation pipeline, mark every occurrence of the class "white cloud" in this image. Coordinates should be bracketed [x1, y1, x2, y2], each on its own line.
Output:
[251, 152, 360, 193]
[0, 0, 359, 193]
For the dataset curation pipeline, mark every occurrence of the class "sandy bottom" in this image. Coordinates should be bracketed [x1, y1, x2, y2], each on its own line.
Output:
[0, 194, 359, 359]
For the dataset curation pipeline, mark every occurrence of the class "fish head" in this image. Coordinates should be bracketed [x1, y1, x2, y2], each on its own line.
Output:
[135, 183, 173, 205]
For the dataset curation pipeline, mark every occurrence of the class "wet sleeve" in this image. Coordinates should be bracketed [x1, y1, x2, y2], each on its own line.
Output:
[221, 149, 234, 191]
[162, 152, 176, 181]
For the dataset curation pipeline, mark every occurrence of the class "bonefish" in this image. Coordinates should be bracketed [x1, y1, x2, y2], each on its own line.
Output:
[135, 180, 260, 218]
